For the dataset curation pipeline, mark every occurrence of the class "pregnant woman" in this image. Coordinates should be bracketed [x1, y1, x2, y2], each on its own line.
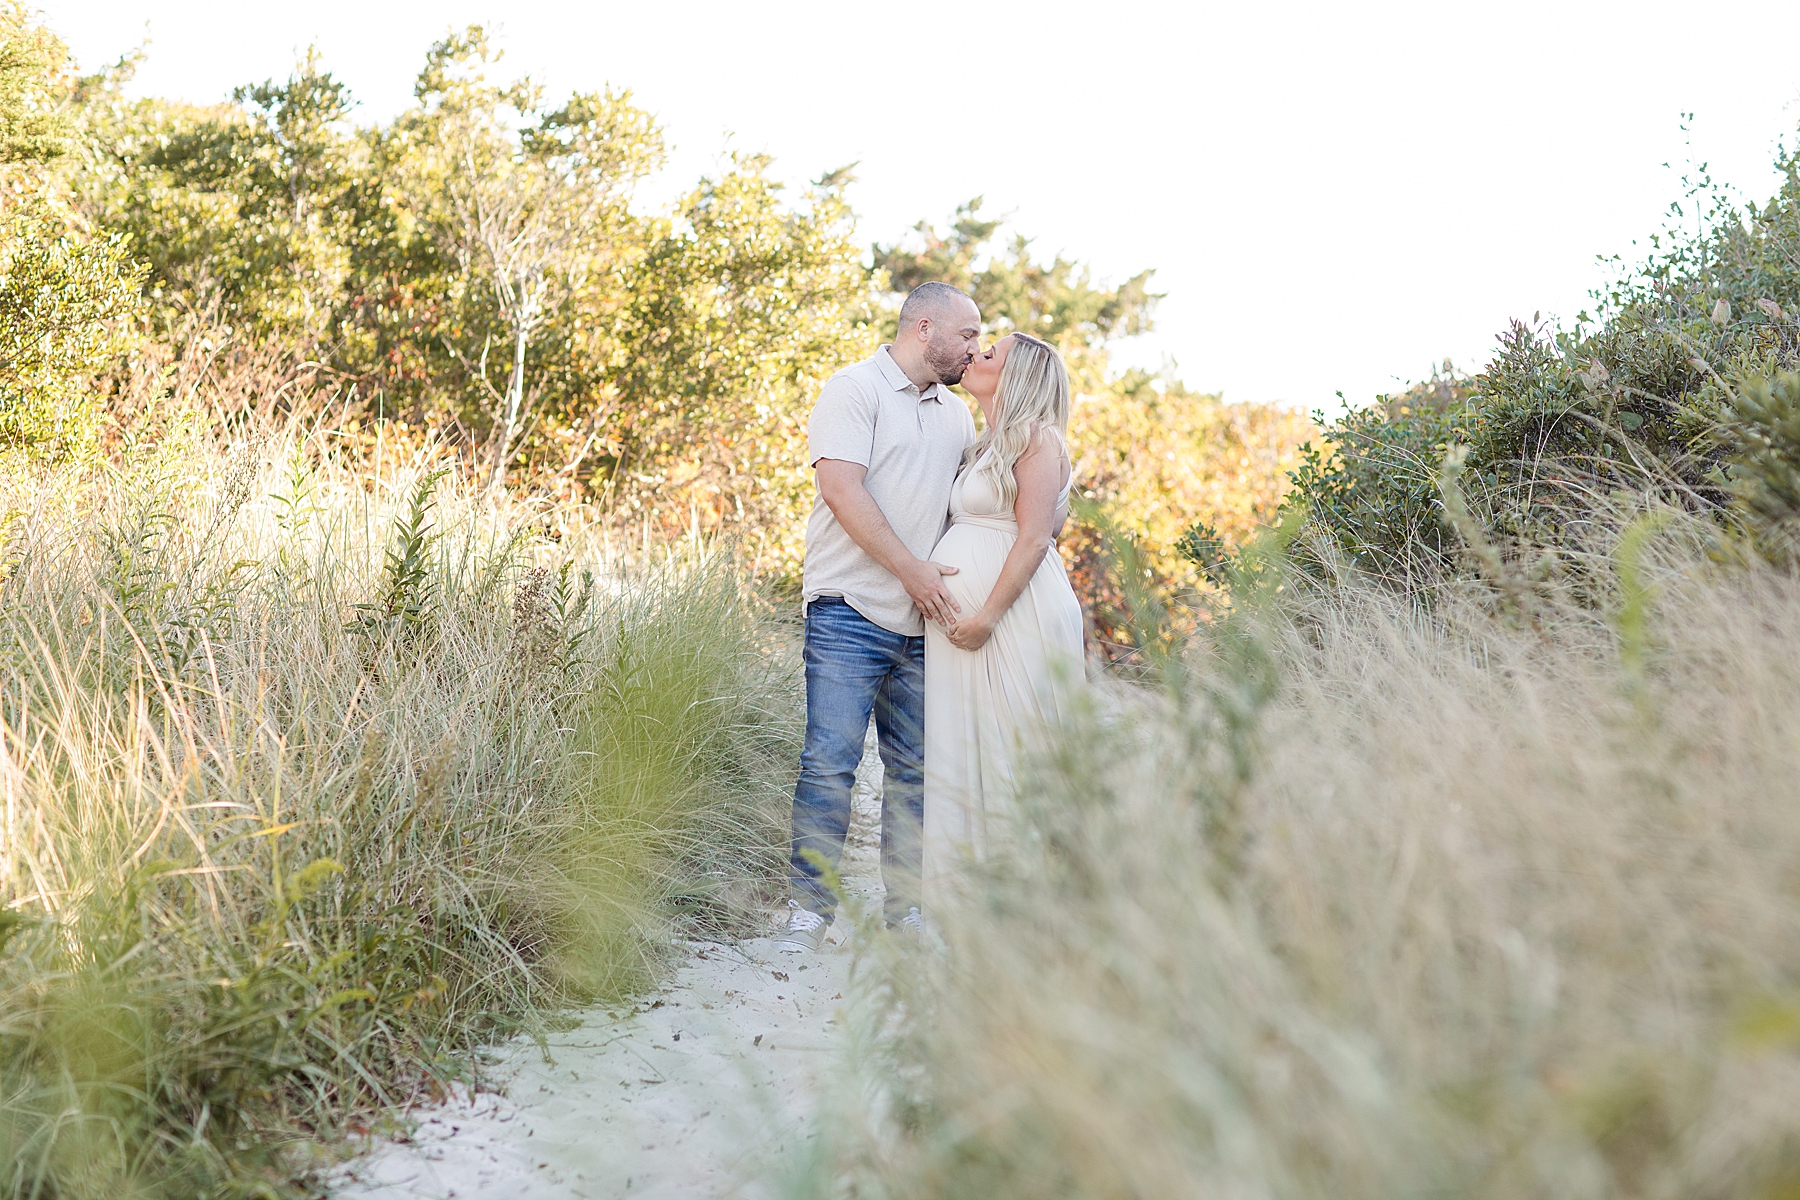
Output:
[922, 331, 1086, 912]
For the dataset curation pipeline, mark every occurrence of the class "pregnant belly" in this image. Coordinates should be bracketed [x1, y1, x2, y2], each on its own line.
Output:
[931, 523, 1073, 616]
[931, 524, 1009, 613]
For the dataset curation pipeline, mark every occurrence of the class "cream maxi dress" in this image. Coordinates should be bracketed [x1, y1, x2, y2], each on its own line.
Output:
[922, 451, 1085, 908]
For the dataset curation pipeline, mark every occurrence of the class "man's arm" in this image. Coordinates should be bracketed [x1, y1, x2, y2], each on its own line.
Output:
[814, 458, 961, 627]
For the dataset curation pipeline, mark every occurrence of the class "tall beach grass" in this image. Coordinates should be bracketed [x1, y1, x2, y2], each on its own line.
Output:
[0, 417, 798, 1197]
[808, 520, 1800, 1199]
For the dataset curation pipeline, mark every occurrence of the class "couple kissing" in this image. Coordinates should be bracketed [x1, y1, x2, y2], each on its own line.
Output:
[776, 281, 1085, 951]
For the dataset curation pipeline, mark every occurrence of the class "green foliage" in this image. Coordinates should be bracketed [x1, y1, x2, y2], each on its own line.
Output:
[1175, 519, 1230, 585]
[380, 29, 664, 481]
[0, 5, 143, 460]
[606, 158, 879, 571]
[1068, 368, 1313, 653]
[1286, 129, 1800, 589]
[0, 1, 70, 164]
[69, 27, 873, 533]
[870, 196, 998, 291]
[1715, 368, 1800, 557]
[0, 210, 145, 457]
[77, 48, 362, 342]
[1278, 366, 1477, 583]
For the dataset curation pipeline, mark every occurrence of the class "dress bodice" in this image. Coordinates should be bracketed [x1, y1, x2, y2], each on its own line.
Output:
[949, 451, 1073, 531]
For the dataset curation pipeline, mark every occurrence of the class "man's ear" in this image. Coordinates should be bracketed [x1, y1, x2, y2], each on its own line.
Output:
[909, 317, 931, 343]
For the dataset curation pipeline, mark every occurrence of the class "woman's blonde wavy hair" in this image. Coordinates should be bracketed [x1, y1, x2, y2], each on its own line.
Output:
[961, 332, 1070, 509]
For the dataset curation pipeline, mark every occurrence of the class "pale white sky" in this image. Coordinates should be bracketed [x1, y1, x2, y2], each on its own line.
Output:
[44, 1, 1800, 414]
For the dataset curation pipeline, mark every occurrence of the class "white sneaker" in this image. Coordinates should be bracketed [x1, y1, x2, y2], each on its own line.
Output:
[773, 901, 828, 952]
[898, 907, 924, 936]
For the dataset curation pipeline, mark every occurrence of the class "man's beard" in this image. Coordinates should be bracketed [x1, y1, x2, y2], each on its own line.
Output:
[925, 339, 968, 386]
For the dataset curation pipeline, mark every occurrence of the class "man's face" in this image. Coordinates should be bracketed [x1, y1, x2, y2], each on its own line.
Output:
[920, 299, 983, 386]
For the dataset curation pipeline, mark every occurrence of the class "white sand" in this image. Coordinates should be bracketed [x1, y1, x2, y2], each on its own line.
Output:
[326, 743, 886, 1200]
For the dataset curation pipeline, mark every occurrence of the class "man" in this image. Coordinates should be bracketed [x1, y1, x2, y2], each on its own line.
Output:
[774, 281, 981, 951]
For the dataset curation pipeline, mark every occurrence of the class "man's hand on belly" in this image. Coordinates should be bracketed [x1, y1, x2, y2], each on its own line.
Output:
[899, 558, 963, 628]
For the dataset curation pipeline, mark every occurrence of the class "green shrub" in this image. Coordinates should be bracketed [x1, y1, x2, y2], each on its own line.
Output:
[0, 1, 70, 164]
[0, 211, 145, 459]
[1278, 381, 1476, 585]
[1286, 134, 1800, 589]
[1714, 368, 1800, 558]
[0, 3, 146, 462]
[72, 29, 879, 551]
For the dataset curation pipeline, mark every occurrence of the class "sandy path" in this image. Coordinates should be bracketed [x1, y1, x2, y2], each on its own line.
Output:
[325, 742, 884, 1200]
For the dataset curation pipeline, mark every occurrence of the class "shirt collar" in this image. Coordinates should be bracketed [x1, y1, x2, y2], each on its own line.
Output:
[876, 344, 946, 404]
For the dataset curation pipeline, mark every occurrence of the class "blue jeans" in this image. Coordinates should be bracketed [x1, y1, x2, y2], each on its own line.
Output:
[790, 597, 924, 923]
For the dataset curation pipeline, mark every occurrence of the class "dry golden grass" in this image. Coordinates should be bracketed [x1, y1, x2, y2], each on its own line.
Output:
[0, 415, 798, 1197]
[806, 521, 1800, 1199]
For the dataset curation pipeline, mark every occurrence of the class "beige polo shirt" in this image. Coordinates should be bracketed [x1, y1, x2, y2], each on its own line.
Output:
[803, 345, 975, 636]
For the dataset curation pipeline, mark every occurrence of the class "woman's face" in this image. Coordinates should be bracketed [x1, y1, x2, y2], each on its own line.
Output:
[961, 334, 1013, 401]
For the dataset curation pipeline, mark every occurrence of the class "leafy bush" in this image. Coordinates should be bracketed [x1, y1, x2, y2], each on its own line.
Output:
[1714, 367, 1800, 558]
[0, 210, 144, 458]
[0, 1, 68, 164]
[1070, 371, 1312, 651]
[0, 5, 145, 461]
[1286, 134, 1800, 589]
[603, 159, 880, 575]
[1273, 365, 1478, 586]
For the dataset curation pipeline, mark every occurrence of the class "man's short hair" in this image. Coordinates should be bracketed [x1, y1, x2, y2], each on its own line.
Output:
[898, 281, 972, 331]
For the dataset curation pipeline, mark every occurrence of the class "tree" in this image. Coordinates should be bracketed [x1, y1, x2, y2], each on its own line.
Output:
[606, 158, 879, 572]
[72, 29, 668, 476]
[392, 28, 662, 485]
[873, 197, 998, 294]
[874, 196, 1160, 391]
[74, 47, 362, 342]
[0, 5, 144, 460]
[0, 0, 69, 165]
[0, 215, 144, 455]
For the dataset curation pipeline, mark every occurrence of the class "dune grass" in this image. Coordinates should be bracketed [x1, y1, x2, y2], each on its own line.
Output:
[806, 519, 1800, 1199]
[0, 419, 798, 1198]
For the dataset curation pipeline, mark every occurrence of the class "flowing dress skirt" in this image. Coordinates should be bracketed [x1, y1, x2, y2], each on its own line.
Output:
[922, 514, 1085, 910]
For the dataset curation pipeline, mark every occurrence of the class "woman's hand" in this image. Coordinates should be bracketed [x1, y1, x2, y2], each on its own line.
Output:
[945, 611, 995, 651]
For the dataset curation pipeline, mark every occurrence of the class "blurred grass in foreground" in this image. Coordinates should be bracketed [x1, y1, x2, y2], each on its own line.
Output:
[0, 418, 797, 1197]
[805, 514, 1800, 1199]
